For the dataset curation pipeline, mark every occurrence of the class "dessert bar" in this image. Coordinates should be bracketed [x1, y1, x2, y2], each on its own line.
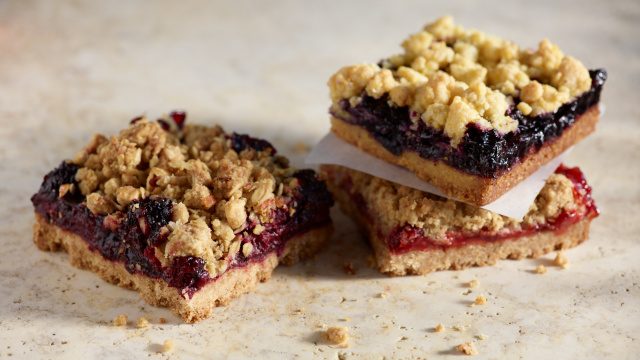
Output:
[31, 112, 333, 322]
[328, 16, 606, 205]
[322, 164, 597, 275]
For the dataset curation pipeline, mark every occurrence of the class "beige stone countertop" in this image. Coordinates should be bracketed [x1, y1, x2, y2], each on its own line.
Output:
[1, 1, 639, 359]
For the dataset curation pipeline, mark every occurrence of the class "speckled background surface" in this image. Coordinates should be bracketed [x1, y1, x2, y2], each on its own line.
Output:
[1, 1, 639, 359]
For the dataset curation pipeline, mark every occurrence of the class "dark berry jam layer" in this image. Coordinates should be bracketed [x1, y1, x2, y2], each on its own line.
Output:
[333, 69, 606, 178]
[32, 162, 332, 298]
[385, 165, 598, 254]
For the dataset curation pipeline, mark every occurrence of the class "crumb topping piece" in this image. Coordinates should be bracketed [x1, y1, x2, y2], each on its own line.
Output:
[456, 342, 478, 356]
[474, 295, 487, 305]
[324, 326, 350, 348]
[136, 317, 150, 328]
[554, 252, 569, 268]
[535, 264, 547, 274]
[332, 167, 586, 242]
[328, 16, 593, 146]
[159, 339, 174, 353]
[434, 323, 446, 333]
[71, 117, 303, 278]
[113, 314, 128, 326]
[467, 279, 479, 288]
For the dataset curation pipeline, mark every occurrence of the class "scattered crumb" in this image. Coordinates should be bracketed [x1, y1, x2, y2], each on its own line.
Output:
[456, 342, 478, 356]
[339, 317, 351, 322]
[475, 334, 488, 340]
[112, 314, 128, 327]
[136, 317, 150, 329]
[554, 252, 569, 268]
[376, 292, 387, 299]
[158, 339, 174, 353]
[343, 262, 357, 275]
[535, 264, 547, 274]
[324, 326, 349, 348]
[474, 295, 487, 305]
[434, 323, 445, 333]
[452, 325, 467, 332]
[467, 279, 479, 288]
[462, 289, 473, 295]
[158, 317, 167, 324]
[292, 308, 305, 315]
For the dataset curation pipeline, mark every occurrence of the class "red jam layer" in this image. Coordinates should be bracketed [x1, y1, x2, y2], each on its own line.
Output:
[385, 165, 598, 254]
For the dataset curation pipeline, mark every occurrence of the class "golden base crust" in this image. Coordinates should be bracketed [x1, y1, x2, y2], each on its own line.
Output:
[34, 214, 332, 322]
[330, 106, 599, 206]
[325, 174, 591, 276]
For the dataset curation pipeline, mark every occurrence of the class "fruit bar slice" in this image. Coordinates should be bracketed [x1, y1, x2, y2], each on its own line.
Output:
[31, 112, 333, 322]
[322, 164, 597, 276]
[328, 16, 606, 206]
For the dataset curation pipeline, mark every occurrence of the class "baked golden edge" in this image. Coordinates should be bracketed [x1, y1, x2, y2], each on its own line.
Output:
[34, 214, 332, 323]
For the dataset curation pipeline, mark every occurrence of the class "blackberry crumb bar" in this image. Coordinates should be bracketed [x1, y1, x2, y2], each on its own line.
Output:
[31, 112, 333, 322]
[322, 164, 597, 276]
[328, 16, 606, 205]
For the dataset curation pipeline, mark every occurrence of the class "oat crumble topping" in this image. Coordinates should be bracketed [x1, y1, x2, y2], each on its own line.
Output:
[328, 16, 593, 146]
[467, 279, 479, 288]
[434, 323, 445, 333]
[159, 339, 174, 353]
[68, 117, 306, 278]
[331, 167, 583, 242]
[535, 264, 547, 274]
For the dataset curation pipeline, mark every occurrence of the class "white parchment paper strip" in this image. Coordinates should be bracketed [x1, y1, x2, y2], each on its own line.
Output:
[306, 133, 568, 219]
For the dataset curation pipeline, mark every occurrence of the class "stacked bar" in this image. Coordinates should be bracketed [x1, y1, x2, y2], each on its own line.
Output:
[322, 16, 605, 275]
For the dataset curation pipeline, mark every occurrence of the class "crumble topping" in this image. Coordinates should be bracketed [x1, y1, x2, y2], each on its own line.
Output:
[328, 16, 593, 146]
[69, 116, 303, 278]
[467, 279, 479, 288]
[434, 323, 445, 333]
[324, 326, 350, 347]
[159, 339, 174, 353]
[328, 166, 585, 242]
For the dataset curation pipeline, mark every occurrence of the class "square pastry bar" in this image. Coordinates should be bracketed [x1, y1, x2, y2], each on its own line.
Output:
[328, 16, 606, 205]
[31, 112, 333, 322]
[322, 164, 597, 276]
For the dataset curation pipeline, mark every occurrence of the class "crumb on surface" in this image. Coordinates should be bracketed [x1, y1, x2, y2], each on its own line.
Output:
[158, 317, 167, 324]
[554, 252, 569, 268]
[376, 292, 387, 299]
[474, 295, 487, 305]
[136, 317, 149, 328]
[434, 323, 445, 333]
[158, 339, 174, 353]
[535, 264, 547, 274]
[112, 314, 128, 327]
[475, 334, 488, 340]
[324, 326, 350, 348]
[456, 342, 478, 355]
[467, 279, 479, 288]
[453, 324, 466, 332]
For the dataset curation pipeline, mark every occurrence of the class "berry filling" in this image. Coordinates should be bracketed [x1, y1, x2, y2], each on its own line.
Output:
[32, 162, 332, 298]
[333, 69, 606, 178]
[385, 165, 598, 254]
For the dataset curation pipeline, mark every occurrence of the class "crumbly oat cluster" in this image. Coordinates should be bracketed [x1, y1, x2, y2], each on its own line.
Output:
[66, 117, 300, 277]
[328, 16, 592, 146]
[329, 166, 581, 242]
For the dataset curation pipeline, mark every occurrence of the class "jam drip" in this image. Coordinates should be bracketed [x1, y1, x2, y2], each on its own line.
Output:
[335, 69, 606, 178]
[31, 162, 333, 297]
[385, 165, 598, 254]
